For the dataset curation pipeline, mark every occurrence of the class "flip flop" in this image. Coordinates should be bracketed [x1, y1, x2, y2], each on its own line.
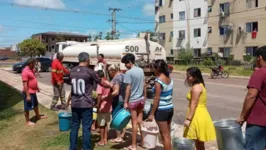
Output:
[97, 142, 105, 147]
[26, 122, 35, 126]
[37, 114, 47, 120]
[110, 138, 123, 143]
[123, 145, 136, 150]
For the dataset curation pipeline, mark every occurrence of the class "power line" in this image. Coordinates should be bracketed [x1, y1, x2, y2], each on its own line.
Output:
[117, 23, 137, 33]
[0, 1, 153, 22]
[0, 24, 136, 35]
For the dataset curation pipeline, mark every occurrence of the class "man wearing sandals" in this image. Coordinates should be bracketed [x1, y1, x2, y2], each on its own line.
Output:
[21, 58, 47, 126]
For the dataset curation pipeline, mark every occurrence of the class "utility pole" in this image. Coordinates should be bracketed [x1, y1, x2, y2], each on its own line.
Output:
[108, 8, 121, 40]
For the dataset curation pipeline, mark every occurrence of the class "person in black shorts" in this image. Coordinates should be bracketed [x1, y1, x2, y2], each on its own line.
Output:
[146, 60, 174, 150]
[67, 52, 113, 150]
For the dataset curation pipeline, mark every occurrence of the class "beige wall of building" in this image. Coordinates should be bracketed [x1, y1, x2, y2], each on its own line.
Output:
[208, 0, 266, 60]
[155, 0, 174, 62]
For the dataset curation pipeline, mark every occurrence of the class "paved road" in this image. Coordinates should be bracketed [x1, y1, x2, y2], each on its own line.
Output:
[34, 71, 249, 125]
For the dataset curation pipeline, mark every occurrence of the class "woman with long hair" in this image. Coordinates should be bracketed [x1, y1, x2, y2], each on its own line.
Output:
[108, 64, 127, 143]
[184, 67, 216, 150]
[147, 59, 174, 150]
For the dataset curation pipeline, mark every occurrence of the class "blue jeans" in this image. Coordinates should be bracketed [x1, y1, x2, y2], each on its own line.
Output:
[69, 108, 93, 150]
[245, 124, 266, 150]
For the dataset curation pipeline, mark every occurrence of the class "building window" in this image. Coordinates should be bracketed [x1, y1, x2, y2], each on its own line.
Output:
[208, 6, 212, 13]
[171, 13, 173, 19]
[208, 27, 212, 33]
[51, 38, 55, 41]
[246, 22, 258, 32]
[207, 48, 212, 55]
[219, 25, 230, 35]
[220, 2, 230, 15]
[179, 30, 185, 39]
[194, 49, 201, 58]
[160, 33, 165, 40]
[194, 8, 201, 17]
[159, 0, 163, 6]
[219, 47, 231, 57]
[159, 15, 166, 23]
[170, 49, 174, 55]
[52, 46, 55, 49]
[170, 31, 173, 37]
[246, 46, 258, 56]
[246, 0, 258, 9]
[179, 11, 185, 20]
[194, 28, 201, 37]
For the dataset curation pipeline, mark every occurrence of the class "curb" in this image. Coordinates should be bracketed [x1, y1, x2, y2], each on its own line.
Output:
[173, 70, 250, 79]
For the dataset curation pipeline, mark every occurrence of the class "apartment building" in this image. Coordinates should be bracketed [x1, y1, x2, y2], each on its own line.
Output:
[173, 0, 209, 59]
[208, 0, 266, 60]
[155, 0, 174, 63]
[32, 32, 88, 54]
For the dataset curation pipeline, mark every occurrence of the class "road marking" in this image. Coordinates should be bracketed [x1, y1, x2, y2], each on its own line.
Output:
[173, 78, 245, 88]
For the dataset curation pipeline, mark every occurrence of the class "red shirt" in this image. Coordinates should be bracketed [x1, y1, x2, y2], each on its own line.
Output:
[21, 66, 38, 94]
[51, 59, 70, 84]
[247, 67, 266, 126]
[96, 81, 112, 113]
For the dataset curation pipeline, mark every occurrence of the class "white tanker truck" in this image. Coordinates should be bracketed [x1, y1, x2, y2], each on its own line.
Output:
[55, 38, 168, 95]
[55, 38, 166, 73]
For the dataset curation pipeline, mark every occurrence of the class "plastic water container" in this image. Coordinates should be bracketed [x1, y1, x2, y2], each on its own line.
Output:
[93, 108, 97, 120]
[172, 137, 195, 150]
[110, 108, 131, 131]
[58, 112, 72, 131]
[141, 121, 159, 149]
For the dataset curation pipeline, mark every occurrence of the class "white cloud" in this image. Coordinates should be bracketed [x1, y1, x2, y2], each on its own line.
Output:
[14, 0, 65, 9]
[122, 33, 137, 39]
[142, 3, 154, 16]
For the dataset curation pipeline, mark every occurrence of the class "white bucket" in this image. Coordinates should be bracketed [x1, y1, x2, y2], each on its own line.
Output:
[141, 121, 159, 149]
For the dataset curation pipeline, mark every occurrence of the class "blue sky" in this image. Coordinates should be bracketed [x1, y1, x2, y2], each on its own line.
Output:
[0, 0, 155, 47]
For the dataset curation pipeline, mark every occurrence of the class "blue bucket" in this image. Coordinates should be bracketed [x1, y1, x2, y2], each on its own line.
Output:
[58, 112, 72, 131]
[110, 108, 131, 131]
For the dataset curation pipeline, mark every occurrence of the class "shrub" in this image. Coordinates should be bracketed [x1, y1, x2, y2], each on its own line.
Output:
[202, 58, 214, 66]
[243, 55, 252, 62]
[230, 60, 242, 66]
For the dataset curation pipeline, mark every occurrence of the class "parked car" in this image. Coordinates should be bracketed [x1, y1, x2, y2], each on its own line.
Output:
[12, 61, 27, 73]
[12, 57, 52, 73]
[36, 57, 52, 72]
[0, 56, 9, 61]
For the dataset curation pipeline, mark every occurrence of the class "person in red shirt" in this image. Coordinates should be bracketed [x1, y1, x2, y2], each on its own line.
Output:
[50, 52, 70, 111]
[21, 58, 47, 126]
[238, 46, 266, 150]
[96, 70, 112, 146]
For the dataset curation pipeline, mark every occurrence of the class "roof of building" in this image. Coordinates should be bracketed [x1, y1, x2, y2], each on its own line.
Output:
[32, 32, 89, 38]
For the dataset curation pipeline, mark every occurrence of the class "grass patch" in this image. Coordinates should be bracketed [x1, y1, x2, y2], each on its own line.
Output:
[0, 81, 122, 150]
[173, 65, 253, 77]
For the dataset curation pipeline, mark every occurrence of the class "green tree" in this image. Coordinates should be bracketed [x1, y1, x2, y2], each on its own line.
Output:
[104, 31, 120, 40]
[18, 39, 46, 57]
[177, 43, 193, 65]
